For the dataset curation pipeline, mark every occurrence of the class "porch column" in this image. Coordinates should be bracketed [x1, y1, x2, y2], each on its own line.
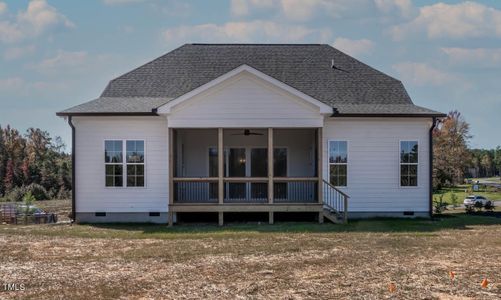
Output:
[218, 128, 224, 205]
[317, 127, 323, 204]
[168, 128, 174, 226]
[268, 128, 274, 204]
[318, 128, 324, 224]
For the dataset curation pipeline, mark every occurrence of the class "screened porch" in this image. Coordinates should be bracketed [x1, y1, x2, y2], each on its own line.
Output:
[169, 128, 322, 205]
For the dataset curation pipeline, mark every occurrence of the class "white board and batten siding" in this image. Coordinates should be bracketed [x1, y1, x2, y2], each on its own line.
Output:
[323, 118, 432, 213]
[166, 71, 324, 128]
[73, 116, 168, 213]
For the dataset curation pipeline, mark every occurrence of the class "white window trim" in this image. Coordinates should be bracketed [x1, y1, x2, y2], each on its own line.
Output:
[328, 140, 348, 187]
[104, 139, 146, 189]
[399, 140, 419, 188]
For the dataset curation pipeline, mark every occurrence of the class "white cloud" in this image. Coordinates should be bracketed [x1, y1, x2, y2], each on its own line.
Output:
[392, 62, 456, 86]
[3, 45, 36, 60]
[391, 1, 501, 40]
[442, 47, 501, 68]
[280, 0, 370, 21]
[231, 0, 249, 16]
[0, 0, 73, 44]
[0, 2, 7, 15]
[0, 21, 24, 43]
[103, 0, 146, 5]
[31, 50, 88, 73]
[162, 21, 331, 44]
[18, 0, 74, 33]
[332, 37, 374, 57]
[232, 0, 371, 21]
[374, 0, 413, 18]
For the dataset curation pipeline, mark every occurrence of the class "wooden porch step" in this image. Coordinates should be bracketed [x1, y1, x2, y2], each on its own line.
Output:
[323, 208, 345, 224]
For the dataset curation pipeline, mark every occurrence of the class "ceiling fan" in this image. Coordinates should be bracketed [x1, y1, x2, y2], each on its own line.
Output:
[232, 129, 264, 136]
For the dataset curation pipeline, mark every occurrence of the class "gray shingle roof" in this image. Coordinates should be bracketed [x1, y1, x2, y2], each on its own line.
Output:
[333, 104, 442, 115]
[57, 44, 444, 117]
[57, 97, 171, 115]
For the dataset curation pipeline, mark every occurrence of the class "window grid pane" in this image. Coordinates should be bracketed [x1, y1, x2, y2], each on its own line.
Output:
[126, 140, 145, 187]
[400, 141, 418, 187]
[329, 141, 348, 187]
[105, 140, 123, 163]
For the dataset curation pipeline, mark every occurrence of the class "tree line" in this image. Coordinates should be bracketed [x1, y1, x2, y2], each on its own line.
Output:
[433, 110, 500, 189]
[0, 125, 71, 201]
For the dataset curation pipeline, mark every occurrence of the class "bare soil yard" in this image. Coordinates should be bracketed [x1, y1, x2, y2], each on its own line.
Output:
[0, 214, 500, 299]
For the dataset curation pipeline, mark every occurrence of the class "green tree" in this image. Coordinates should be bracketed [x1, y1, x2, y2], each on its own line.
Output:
[0, 124, 72, 199]
[433, 111, 472, 188]
[480, 153, 493, 177]
[0, 125, 5, 195]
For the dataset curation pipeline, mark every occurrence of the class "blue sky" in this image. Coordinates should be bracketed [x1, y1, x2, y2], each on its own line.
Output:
[0, 0, 500, 149]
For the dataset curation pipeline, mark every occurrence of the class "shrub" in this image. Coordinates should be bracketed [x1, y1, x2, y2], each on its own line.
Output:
[56, 187, 71, 200]
[433, 194, 447, 214]
[23, 183, 48, 200]
[450, 193, 459, 208]
[4, 184, 48, 202]
[474, 201, 484, 211]
[22, 191, 36, 224]
[5, 187, 25, 202]
[484, 201, 495, 212]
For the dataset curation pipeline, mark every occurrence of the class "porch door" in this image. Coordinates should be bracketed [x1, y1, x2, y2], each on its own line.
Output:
[225, 147, 267, 202]
[227, 148, 246, 201]
[209, 147, 287, 202]
[250, 148, 267, 201]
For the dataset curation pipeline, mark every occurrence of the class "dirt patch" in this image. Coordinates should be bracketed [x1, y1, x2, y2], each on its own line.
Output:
[0, 224, 500, 299]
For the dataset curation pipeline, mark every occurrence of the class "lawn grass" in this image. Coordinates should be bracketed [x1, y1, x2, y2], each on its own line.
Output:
[1, 198, 501, 298]
[433, 184, 501, 205]
[1, 212, 501, 241]
[1, 211, 501, 299]
[1, 214, 500, 299]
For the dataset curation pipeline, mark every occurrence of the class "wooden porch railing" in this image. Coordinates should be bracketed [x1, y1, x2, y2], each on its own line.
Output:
[172, 177, 320, 204]
[273, 178, 318, 203]
[322, 180, 349, 223]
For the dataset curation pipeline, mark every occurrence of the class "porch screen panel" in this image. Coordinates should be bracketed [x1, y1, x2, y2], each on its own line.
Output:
[273, 148, 288, 200]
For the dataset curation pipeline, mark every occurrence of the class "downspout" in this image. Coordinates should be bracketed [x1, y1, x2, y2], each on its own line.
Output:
[429, 117, 438, 218]
[68, 116, 76, 223]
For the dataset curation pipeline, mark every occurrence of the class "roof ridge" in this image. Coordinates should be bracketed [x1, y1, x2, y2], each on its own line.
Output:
[189, 43, 325, 46]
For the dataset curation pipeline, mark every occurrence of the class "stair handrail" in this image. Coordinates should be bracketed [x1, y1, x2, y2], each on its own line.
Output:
[322, 179, 349, 223]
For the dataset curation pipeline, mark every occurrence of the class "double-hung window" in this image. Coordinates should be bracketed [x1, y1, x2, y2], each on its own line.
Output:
[105, 140, 145, 187]
[105, 140, 123, 187]
[329, 141, 348, 187]
[126, 141, 145, 187]
[400, 141, 418, 187]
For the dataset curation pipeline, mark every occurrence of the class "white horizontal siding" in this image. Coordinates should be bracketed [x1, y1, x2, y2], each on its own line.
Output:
[73, 116, 168, 213]
[167, 72, 323, 128]
[323, 118, 432, 212]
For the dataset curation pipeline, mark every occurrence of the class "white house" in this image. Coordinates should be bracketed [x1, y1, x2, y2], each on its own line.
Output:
[57, 44, 445, 225]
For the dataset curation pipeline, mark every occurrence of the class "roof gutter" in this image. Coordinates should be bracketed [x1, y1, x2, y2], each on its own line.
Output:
[68, 116, 76, 223]
[330, 113, 447, 118]
[429, 117, 439, 218]
[56, 112, 158, 117]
